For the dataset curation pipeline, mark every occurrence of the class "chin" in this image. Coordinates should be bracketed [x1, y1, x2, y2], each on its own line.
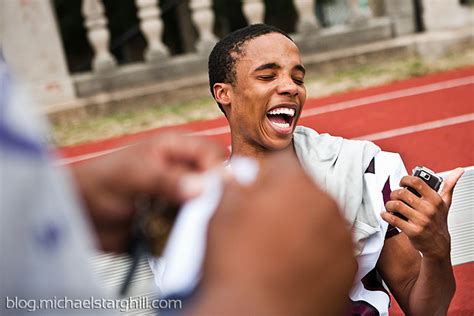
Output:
[266, 138, 293, 152]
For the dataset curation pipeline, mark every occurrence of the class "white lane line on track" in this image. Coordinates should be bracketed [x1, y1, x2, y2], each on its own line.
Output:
[56, 76, 474, 165]
[56, 146, 129, 166]
[190, 76, 474, 137]
[189, 126, 230, 136]
[354, 113, 474, 141]
[300, 76, 474, 118]
[57, 113, 473, 165]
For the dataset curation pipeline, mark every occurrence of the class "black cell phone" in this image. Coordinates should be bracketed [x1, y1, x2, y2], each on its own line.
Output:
[408, 166, 443, 197]
[393, 166, 443, 221]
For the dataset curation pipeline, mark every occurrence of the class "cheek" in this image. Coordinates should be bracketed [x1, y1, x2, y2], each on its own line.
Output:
[232, 99, 260, 128]
[231, 84, 274, 124]
[299, 87, 307, 104]
[242, 90, 269, 115]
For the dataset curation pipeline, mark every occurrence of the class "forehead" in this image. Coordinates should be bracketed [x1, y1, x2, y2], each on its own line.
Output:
[235, 33, 302, 70]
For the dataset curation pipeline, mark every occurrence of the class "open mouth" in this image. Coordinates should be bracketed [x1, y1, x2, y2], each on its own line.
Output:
[266, 106, 296, 133]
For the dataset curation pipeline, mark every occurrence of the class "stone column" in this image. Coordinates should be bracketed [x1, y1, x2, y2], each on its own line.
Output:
[2, 0, 76, 107]
[347, 0, 373, 24]
[293, 0, 320, 33]
[135, 0, 169, 63]
[421, 0, 474, 31]
[384, 0, 416, 35]
[368, 0, 385, 17]
[190, 0, 218, 54]
[82, 0, 117, 72]
[243, 0, 265, 25]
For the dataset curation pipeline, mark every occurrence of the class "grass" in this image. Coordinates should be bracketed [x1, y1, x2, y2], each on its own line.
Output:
[305, 48, 474, 98]
[52, 96, 221, 146]
[52, 47, 474, 146]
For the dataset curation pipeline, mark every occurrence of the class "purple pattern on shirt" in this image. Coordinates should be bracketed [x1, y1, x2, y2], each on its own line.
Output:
[348, 300, 380, 316]
[345, 158, 398, 316]
[382, 177, 391, 204]
[383, 177, 401, 239]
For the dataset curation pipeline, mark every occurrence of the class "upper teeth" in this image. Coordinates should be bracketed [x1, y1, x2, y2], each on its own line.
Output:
[267, 107, 295, 116]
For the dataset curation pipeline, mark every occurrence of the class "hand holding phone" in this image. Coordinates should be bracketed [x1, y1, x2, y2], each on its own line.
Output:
[382, 166, 463, 262]
[408, 166, 443, 197]
[392, 166, 443, 221]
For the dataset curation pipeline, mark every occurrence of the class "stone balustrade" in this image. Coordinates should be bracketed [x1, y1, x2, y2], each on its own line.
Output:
[7, 0, 447, 111]
[80, 0, 375, 73]
[136, 0, 169, 62]
[294, 0, 320, 33]
[243, 0, 265, 25]
[82, 0, 117, 72]
[190, 0, 218, 54]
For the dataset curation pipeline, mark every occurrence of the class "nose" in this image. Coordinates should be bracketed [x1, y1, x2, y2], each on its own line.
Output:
[276, 76, 299, 96]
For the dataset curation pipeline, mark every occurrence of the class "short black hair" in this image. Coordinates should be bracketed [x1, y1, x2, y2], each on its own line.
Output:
[208, 24, 293, 113]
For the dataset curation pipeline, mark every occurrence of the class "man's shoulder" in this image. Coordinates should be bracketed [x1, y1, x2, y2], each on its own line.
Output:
[295, 125, 378, 146]
[294, 125, 381, 157]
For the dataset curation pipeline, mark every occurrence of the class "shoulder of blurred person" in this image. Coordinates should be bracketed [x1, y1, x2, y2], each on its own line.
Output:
[0, 53, 104, 303]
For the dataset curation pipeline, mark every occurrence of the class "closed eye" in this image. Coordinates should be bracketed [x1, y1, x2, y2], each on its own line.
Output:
[293, 78, 304, 85]
[257, 75, 275, 81]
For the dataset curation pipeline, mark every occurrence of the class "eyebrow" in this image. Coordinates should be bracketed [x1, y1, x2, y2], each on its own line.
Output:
[253, 63, 280, 72]
[253, 62, 306, 74]
[295, 64, 306, 75]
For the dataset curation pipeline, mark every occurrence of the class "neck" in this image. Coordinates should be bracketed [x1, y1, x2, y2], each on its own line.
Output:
[230, 140, 297, 164]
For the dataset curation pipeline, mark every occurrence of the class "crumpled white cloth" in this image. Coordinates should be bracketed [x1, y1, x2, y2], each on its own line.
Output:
[293, 126, 381, 254]
[154, 157, 259, 297]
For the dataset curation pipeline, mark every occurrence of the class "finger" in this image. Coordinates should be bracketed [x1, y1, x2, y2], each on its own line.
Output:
[181, 137, 227, 170]
[440, 167, 464, 207]
[390, 187, 423, 210]
[151, 168, 205, 203]
[385, 200, 418, 223]
[399, 175, 439, 201]
[381, 211, 417, 236]
[158, 134, 226, 171]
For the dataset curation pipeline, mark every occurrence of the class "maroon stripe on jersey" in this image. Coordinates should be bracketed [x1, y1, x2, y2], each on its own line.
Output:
[383, 177, 400, 239]
[382, 177, 391, 204]
[366, 158, 375, 174]
[361, 268, 389, 294]
[348, 300, 380, 316]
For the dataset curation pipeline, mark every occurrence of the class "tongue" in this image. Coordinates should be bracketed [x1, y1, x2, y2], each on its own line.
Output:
[268, 114, 287, 124]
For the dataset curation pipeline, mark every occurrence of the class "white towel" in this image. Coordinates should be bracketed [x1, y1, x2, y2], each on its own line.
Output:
[293, 126, 381, 254]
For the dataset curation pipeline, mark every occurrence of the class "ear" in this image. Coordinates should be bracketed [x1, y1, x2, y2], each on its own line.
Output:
[213, 83, 232, 106]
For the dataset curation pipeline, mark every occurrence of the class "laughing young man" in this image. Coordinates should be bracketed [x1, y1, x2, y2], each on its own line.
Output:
[207, 24, 464, 315]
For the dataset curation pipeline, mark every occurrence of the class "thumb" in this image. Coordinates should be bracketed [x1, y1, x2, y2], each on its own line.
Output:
[151, 168, 205, 204]
[440, 167, 464, 207]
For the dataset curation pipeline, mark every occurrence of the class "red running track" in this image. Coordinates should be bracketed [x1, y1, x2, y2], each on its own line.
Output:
[59, 67, 474, 314]
[59, 66, 474, 173]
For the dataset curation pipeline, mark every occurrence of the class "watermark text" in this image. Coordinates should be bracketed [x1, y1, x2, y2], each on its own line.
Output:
[4, 296, 182, 312]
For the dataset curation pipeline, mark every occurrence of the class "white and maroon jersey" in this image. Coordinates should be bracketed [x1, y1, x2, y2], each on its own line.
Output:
[149, 153, 408, 315]
[348, 151, 407, 315]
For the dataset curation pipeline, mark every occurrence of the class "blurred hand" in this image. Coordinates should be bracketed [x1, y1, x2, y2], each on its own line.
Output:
[190, 152, 356, 316]
[382, 168, 464, 260]
[71, 132, 226, 252]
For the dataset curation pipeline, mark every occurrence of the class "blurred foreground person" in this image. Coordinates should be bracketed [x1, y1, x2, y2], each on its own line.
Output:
[0, 53, 355, 315]
[186, 152, 357, 316]
[0, 53, 224, 312]
[205, 24, 464, 315]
